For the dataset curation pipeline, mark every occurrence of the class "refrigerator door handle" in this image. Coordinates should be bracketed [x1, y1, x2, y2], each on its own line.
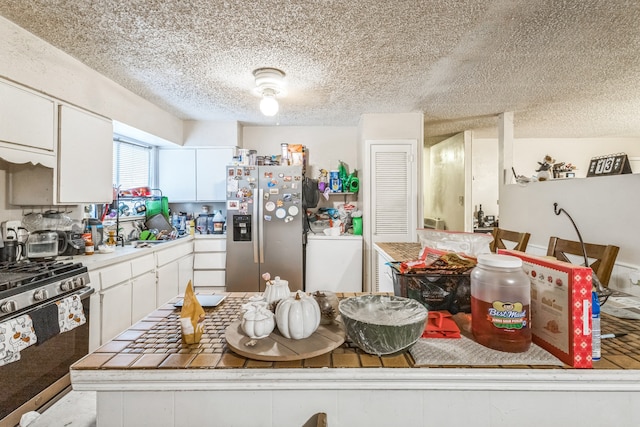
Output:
[253, 189, 260, 263]
[258, 188, 265, 263]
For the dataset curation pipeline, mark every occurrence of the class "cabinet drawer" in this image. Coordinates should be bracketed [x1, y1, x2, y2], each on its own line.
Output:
[99, 262, 132, 290]
[156, 242, 192, 266]
[193, 253, 226, 269]
[194, 239, 226, 252]
[193, 270, 226, 287]
[131, 254, 156, 277]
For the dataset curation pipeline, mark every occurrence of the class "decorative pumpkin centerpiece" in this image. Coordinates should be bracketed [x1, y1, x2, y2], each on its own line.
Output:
[262, 273, 291, 311]
[312, 290, 339, 325]
[275, 290, 321, 340]
[241, 303, 276, 339]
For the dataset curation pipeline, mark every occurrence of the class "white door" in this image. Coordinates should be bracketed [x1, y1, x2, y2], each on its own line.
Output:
[364, 139, 419, 292]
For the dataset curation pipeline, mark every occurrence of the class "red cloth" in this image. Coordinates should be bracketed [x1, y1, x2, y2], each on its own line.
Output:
[421, 311, 461, 339]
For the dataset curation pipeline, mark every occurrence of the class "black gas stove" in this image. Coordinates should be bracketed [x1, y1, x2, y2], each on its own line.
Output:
[0, 260, 90, 320]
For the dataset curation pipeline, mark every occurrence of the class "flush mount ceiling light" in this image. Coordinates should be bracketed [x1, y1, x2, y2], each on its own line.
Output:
[253, 67, 286, 117]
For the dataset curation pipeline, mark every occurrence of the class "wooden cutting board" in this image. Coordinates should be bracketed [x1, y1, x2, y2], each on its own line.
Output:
[225, 320, 346, 361]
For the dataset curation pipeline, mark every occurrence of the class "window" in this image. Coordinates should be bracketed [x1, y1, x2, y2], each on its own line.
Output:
[112, 136, 154, 189]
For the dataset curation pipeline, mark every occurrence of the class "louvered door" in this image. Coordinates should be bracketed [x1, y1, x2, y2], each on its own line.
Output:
[364, 140, 419, 291]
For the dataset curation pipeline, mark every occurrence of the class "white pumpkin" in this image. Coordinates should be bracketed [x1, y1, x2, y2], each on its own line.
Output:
[241, 306, 275, 339]
[275, 291, 321, 340]
[263, 276, 291, 306]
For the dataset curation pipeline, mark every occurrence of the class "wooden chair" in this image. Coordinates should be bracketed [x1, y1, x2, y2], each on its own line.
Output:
[546, 236, 619, 287]
[489, 227, 531, 253]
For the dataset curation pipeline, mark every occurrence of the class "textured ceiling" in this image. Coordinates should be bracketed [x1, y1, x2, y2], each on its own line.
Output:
[1, 0, 639, 138]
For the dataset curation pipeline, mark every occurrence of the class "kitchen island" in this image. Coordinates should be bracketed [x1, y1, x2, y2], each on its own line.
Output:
[71, 290, 640, 427]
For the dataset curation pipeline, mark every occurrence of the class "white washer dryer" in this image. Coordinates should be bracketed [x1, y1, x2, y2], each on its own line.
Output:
[305, 234, 363, 292]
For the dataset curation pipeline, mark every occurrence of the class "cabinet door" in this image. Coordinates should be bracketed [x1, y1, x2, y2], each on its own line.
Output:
[178, 255, 194, 294]
[0, 80, 55, 151]
[158, 149, 196, 201]
[196, 148, 234, 201]
[58, 105, 113, 203]
[101, 280, 132, 343]
[157, 262, 179, 306]
[132, 271, 157, 323]
[377, 253, 395, 293]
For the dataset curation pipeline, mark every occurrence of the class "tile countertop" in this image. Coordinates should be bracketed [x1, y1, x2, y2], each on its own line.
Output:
[72, 292, 413, 370]
[71, 292, 640, 371]
[374, 242, 422, 262]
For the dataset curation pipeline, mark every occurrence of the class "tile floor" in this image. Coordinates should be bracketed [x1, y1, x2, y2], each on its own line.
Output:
[23, 390, 96, 427]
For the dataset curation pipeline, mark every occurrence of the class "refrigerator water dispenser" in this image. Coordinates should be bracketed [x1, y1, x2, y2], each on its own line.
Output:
[233, 215, 252, 241]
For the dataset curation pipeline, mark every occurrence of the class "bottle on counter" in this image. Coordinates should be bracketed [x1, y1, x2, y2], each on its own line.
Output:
[83, 233, 94, 255]
[477, 204, 484, 227]
[592, 291, 601, 361]
[471, 254, 531, 353]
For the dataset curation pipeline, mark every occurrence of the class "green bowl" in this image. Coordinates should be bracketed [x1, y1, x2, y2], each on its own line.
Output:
[339, 295, 428, 356]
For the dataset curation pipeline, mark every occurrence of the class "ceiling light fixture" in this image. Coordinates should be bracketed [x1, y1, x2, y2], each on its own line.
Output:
[253, 67, 286, 117]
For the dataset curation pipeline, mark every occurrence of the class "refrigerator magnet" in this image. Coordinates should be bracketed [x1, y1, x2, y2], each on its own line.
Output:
[284, 176, 292, 182]
[227, 200, 239, 210]
[275, 208, 286, 219]
[269, 188, 279, 195]
[276, 199, 284, 207]
[265, 201, 276, 212]
[285, 216, 293, 223]
[264, 215, 272, 221]
[283, 194, 292, 202]
[288, 206, 299, 216]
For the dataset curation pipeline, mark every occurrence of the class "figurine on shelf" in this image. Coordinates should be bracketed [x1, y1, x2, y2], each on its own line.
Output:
[535, 155, 555, 181]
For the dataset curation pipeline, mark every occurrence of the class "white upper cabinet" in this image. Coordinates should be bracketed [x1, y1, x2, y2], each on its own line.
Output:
[0, 79, 55, 153]
[158, 149, 197, 201]
[196, 147, 234, 201]
[58, 105, 114, 203]
[158, 147, 235, 202]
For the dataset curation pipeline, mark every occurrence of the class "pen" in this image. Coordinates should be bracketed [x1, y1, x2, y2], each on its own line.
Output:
[601, 333, 628, 339]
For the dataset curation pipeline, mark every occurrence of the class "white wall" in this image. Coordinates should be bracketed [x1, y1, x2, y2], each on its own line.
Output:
[0, 16, 182, 145]
[500, 174, 640, 292]
[183, 121, 241, 147]
[242, 126, 358, 180]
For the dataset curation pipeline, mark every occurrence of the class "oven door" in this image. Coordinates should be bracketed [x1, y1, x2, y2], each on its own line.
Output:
[0, 286, 94, 427]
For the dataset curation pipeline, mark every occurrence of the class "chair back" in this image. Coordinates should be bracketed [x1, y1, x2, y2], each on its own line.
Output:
[546, 236, 619, 287]
[489, 227, 531, 253]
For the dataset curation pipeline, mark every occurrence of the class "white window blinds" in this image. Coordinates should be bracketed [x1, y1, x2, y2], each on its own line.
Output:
[113, 138, 152, 189]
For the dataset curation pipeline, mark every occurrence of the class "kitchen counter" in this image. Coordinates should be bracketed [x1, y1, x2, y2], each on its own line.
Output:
[64, 235, 196, 270]
[71, 292, 640, 426]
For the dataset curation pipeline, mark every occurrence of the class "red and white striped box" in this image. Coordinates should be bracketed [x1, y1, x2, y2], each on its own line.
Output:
[499, 250, 593, 368]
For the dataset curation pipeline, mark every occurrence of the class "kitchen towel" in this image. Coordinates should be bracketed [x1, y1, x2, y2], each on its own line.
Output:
[57, 295, 86, 333]
[30, 302, 61, 345]
[410, 335, 564, 367]
[422, 311, 461, 339]
[0, 315, 38, 366]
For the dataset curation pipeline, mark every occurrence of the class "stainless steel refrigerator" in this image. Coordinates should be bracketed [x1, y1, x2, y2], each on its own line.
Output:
[225, 165, 304, 292]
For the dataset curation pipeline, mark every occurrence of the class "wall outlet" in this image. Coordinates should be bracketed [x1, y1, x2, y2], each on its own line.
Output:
[1, 220, 22, 240]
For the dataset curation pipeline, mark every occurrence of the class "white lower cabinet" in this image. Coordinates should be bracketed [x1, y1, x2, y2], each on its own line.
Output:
[100, 280, 132, 344]
[88, 239, 195, 347]
[132, 271, 157, 323]
[157, 262, 179, 306]
[178, 255, 194, 293]
[377, 251, 395, 293]
[193, 237, 226, 291]
[156, 239, 194, 304]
